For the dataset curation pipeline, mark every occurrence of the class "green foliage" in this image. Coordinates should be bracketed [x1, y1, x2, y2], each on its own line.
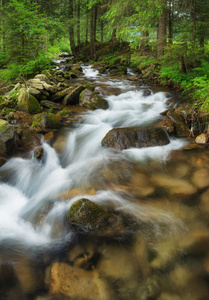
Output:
[0, 49, 56, 81]
[58, 39, 71, 53]
[159, 59, 209, 112]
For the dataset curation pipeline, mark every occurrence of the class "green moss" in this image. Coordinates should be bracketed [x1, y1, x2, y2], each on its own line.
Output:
[32, 121, 38, 128]
[68, 198, 108, 230]
[84, 83, 95, 91]
[1, 108, 16, 116]
[0, 120, 9, 130]
[28, 95, 42, 115]
[88, 102, 97, 109]
[58, 109, 72, 116]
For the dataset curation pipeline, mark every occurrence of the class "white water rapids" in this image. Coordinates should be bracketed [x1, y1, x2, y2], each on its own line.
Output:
[0, 66, 187, 248]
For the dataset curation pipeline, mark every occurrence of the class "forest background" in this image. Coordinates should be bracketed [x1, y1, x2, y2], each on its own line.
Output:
[0, 0, 209, 111]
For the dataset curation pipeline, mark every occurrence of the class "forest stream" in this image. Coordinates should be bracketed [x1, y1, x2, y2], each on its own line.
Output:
[1, 65, 209, 300]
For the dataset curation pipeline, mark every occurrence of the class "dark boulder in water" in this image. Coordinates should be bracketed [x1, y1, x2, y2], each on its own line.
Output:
[101, 127, 170, 151]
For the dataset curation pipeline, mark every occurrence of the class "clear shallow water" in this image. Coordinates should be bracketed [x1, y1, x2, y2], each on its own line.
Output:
[0, 65, 209, 300]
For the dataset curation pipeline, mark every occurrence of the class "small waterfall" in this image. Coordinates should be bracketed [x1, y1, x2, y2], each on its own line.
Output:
[0, 65, 187, 248]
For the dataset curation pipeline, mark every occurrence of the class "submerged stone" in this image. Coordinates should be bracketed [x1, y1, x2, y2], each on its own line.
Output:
[49, 262, 110, 299]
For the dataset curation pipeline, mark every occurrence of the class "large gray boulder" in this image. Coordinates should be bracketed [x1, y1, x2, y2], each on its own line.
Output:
[101, 127, 170, 151]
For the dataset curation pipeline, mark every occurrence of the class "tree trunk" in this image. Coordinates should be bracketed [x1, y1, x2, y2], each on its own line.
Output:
[168, 0, 172, 46]
[69, 0, 76, 55]
[140, 30, 149, 53]
[86, 4, 89, 43]
[111, 28, 117, 41]
[101, 19, 103, 43]
[157, 7, 166, 56]
[193, 4, 197, 45]
[77, 0, 80, 47]
[90, 6, 95, 58]
[1, 0, 5, 52]
[94, 5, 97, 42]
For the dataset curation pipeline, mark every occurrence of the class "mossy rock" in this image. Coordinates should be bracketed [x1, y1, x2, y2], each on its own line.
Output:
[17, 88, 42, 115]
[71, 64, 83, 73]
[58, 109, 73, 116]
[110, 66, 127, 76]
[67, 198, 134, 238]
[84, 83, 95, 91]
[98, 67, 107, 74]
[40, 100, 61, 110]
[50, 86, 75, 103]
[33, 112, 61, 129]
[0, 108, 16, 117]
[0, 120, 17, 156]
[63, 71, 78, 79]
[79, 89, 108, 110]
[62, 85, 85, 105]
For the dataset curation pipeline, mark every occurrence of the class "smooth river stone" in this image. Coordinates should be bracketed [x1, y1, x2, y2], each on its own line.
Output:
[200, 188, 209, 214]
[191, 168, 209, 189]
[151, 175, 197, 198]
[49, 262, 110, 299]
[129, 173, 155, 197]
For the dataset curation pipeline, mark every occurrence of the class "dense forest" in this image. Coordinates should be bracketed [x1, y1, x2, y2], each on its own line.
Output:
[0, 0, 209, 110]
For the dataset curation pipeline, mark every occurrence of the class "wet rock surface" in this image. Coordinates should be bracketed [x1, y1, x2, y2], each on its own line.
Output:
[102, 127, 170, 151]
[68, 198, 135, 238]
[79, 88, 109, 109]
[0, 120, 17, 156]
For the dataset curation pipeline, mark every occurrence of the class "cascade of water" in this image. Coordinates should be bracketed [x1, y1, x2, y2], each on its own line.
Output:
[0, 65, 187, 248]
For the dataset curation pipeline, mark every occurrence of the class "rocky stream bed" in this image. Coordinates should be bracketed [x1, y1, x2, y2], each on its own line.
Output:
[0, 57, 209, 300]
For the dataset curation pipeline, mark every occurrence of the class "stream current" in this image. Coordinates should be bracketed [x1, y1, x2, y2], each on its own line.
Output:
[0, 65, 209, 299]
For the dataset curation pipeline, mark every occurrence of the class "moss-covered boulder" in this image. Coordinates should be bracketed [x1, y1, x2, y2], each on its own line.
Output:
[71, 64, 83, 73]
[63, 72, 78, 79]
[40, 100, 61, 110]
[84, 83, 95, 91]
[50, 86, 75, 103]
[62, 85, 85, 105]
[0, 120, 17, 156]
[101, 127, 170, 151]
[17, 88, 42, 115]
[79, 89, 108, 110]
[68, 198, 133, 238]
[110, 66, 127, 76]
[33, 112, 61, 129]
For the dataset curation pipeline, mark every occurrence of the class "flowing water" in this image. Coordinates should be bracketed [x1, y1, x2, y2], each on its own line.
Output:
[0, 65, 209, 300]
